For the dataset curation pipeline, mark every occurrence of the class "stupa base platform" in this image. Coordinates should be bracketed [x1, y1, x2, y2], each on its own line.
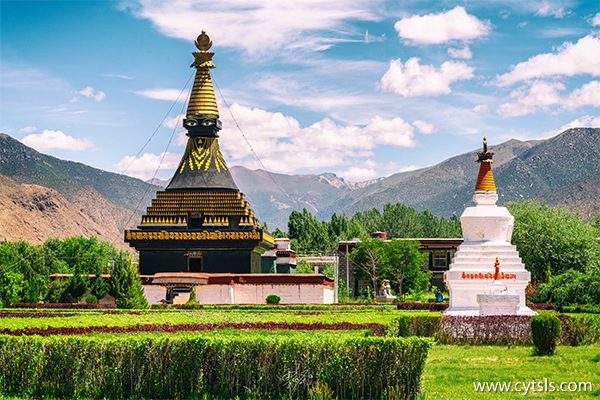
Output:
[443, 305, 537, 316]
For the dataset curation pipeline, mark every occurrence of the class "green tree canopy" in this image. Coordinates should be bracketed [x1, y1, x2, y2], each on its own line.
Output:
[506, 200, 600, 281]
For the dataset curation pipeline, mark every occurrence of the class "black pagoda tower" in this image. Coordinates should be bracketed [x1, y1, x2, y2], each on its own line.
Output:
[125, 30, 273, 275]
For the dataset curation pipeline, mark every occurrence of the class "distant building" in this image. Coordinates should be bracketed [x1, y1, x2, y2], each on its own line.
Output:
[338, 233, 462, 295]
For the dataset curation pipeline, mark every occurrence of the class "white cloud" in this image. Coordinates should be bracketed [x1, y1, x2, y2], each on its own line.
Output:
[535, 1, 568, 18]
[103, 73, 134, 80]
[394, 6, 490, 45]
[19, 126, 37, 133]
[379, 57, 475, 97]
[448, 46, 472, 59]
[132, 88, 189, 101]
[117, 104, 422, 180]
[564, 81, 600, 109]
[592, 13, 600, 26]
[497, 80, 565, 117]
[559, 115, 600, 130]
[541, 115, 600, 138]
[473, 104, 489, 113]
[21, 130, 94, 152]
[78, 86, 106, 102]
[364, 30, 386, 43]
[216, 103, 417, 175]
[341, 166, 379, 181]
[163, 113, 185, 129]
[495, 35, 600, 87]
[125, 0, 379, 56]
[498, 80, 600, 116]
[413, 120, 436, 134]
[116, 152, 183, 180]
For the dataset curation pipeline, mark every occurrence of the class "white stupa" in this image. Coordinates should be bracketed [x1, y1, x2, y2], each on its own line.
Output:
[444, 138, 536, 316]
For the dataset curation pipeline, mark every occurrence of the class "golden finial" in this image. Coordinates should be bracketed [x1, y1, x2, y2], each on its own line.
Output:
[195, 30, 213, 52]
[477, 136, 494, 163]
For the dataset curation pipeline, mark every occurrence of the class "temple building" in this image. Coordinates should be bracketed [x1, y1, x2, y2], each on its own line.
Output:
[125, 30, 274, 275]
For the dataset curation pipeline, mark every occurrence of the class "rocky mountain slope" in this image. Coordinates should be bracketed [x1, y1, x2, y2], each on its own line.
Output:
[0, 128, 597, 239]
[0, 134, 158, 247]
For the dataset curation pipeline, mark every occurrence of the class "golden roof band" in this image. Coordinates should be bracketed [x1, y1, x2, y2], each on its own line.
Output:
[125, 229, 266, 242]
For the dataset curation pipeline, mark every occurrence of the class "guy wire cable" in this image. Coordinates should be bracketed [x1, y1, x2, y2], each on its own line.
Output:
[213, 78, 292, 203]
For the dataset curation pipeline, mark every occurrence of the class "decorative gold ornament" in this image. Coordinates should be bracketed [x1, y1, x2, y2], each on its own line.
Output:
[195, 30, 213, 52]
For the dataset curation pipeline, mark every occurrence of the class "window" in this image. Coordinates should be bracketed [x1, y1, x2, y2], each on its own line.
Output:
[432, 253, 448, 269]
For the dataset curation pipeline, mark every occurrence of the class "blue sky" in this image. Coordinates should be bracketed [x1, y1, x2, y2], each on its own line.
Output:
[1, 0, 600, 182]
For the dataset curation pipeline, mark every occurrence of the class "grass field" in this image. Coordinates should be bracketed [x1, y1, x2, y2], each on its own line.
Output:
[422, 344, 600, 399]
[1, 307, 599, 399]
[0, 307, 431, 331]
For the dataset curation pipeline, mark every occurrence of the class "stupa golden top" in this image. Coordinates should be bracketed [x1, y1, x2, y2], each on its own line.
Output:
[125, 30, 273, 275]
[474, 137, 497, 193]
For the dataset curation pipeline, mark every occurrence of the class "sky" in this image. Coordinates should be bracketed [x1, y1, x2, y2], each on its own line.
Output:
[1, 0, 600, 182]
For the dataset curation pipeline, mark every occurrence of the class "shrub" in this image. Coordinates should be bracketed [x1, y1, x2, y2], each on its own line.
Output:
[266, 294, 280, 305]
[441, 316, 532, 345]
[531, 314, 561, 356]
[85, 295, 98, 304]
[559, 314, 600, 346]
[386, 315, 441, 338]
[396, 302, 448, 311]
[0, 335, 433, 399]
[184, 287, 201, 309]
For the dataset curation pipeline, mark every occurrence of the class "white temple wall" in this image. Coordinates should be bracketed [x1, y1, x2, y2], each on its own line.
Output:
[142, 283, 334, 305]
[143, 285, 166, 305]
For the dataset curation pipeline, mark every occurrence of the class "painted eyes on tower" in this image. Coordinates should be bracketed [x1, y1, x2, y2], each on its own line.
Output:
[201, 120, 215, 127]
[184, 119, 198, 127]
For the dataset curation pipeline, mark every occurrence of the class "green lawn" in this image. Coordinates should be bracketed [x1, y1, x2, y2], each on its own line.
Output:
[0, 307, 432, 330]
[422, 343, 600, 399]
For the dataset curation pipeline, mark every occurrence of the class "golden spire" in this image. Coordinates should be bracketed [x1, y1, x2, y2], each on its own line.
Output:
[186, 30, 219, 121]
[475, 136, 496, 193]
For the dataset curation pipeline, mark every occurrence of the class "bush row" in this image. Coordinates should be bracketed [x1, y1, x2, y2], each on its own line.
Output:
[150, 303, 399, 311]
[0, 311, 77, 319]
[388, 314, 600, 345]
[395, 302, 448, 311]
[12, 303, 116, 309]
[393, 302, 557, 311]
[0, 335, 433, 399]
[0, 321, 387, 337]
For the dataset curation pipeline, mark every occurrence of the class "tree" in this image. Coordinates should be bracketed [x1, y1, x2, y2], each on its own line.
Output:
[112, 262, 148, 309]
[90, 275, 108, 300]
[271, 227, 287, 238]
[288, 209, 332, 255]
[296, 259, 313, 274]
[534, 268, 600, 306]
[383, 239, 429, 298]
[0, 268, 24, 307]
[349, 239, 387, 296]
[60, 274, 88, 303]
[506, 200, 600, 281]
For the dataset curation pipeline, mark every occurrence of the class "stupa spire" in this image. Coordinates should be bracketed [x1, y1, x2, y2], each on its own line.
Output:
[167, 30, 237, 190]
[474, 136, 496, 193]
[183, 30, 221, 137]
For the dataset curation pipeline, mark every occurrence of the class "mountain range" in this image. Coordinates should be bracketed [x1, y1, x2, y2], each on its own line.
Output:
[0, 128, 597, 245]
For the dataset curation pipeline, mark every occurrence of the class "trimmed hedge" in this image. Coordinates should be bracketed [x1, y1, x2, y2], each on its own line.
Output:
[12, 303, 116, 309]
[0, 335, 433, 399]
[387, 314, 600, 346]
[395, 302, 448, 311]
